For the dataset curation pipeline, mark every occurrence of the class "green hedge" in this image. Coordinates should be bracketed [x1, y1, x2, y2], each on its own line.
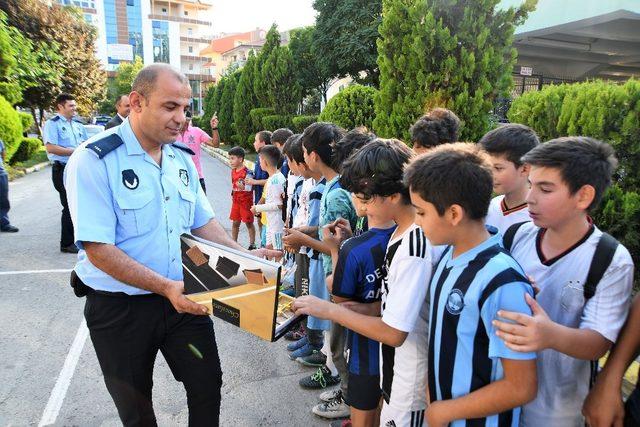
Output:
[508, 79, 640, 268]
[249, 108, 276, 131]
[18, 112, 34, 135]
[262, 115, 293, 132]
[292, 115, 318, 133]
[0, 95, 23, 162]
[10, 137, 41, 164]
[319, 84, 376, 130]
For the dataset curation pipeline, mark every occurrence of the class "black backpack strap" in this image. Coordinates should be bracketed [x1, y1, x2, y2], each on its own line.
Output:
[502, 221, 528, 252]
[583, 232, 618, 300]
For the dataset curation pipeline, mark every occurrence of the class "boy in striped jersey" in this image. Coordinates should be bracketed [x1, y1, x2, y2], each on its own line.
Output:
[479, 124, 540, 234]
[405, 143, 538, 427]
[294, 138, 436, 427]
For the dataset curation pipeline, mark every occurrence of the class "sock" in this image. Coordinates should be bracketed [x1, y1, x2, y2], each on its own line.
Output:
[322, 329, 338, 376]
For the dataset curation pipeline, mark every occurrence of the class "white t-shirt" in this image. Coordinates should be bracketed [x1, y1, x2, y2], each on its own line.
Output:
[380, 223, 434, 412]
[260, 172, 285, 245]
[285, 174, 302, 224]
[485, 195, 531, 234]
[509, 222, 634, 427]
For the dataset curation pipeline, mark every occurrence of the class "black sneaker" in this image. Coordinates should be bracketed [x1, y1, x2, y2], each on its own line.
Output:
[248, 244, 257, 250]
[0, 224, 18, 232]
[297, 349, 327, 367]
[60, 244, 79, 254]
[299, 366, 340, 389]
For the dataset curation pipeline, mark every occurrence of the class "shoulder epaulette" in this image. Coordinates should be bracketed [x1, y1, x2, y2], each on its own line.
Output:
[171, 142, 195, 156]
[51, 115, 61, 122]
[86, 133, 124, 159]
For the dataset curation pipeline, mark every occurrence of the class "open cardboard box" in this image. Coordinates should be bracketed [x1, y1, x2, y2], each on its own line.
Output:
[181, 234, 304, 341]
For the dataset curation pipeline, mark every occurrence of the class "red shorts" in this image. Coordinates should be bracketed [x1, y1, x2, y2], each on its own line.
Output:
[230, 199, 254, 224]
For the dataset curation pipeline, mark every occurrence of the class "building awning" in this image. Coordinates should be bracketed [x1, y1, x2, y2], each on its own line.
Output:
[514, 9, 640, 80]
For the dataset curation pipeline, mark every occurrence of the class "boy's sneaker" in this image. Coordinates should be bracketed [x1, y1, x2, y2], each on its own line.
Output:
[312, 390, 350, 419]
[286, 335, 308, 352]
[330, 420, 351, 427]
[289, 342, 321, 360]
[297, 349, 326, 367]
[248, 244, 257, 250]
[299, 366, 340, 389]
[284, 326, 305, 341]
[319, 388, 342, 402]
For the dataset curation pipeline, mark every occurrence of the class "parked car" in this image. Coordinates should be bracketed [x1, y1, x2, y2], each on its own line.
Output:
[92, 115, 111, 126]
[84, 124, 105, 139]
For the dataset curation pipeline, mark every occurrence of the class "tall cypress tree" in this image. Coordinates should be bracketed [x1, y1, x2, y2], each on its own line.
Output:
[254, 24, 281, 107]
[218, 71, 241, 142]
[263, 46, 301, 115]
[374, 0, 536, 141]
[233, 50, 258, 144]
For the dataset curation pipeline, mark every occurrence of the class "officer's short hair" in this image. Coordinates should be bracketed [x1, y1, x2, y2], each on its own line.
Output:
[55, 93, 75, 107]
[115, 94, 129, 107]
[132, 64, 189, 98]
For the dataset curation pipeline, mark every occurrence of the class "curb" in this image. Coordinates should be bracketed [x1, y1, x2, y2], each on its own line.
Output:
[202, 146, 256, 170]
[8, 160, 51, 181]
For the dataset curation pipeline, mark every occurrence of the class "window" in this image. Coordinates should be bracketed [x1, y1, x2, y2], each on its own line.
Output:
[184, 10, 189, 16]
[189, 64, 194, 71]
[188, 28, 193, 36]
[188, 46, 193, 53]
[161, 7, 167, 13]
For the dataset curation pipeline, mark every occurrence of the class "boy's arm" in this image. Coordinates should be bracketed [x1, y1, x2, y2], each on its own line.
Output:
[583, 294, 640, 427]
[282, 228, 332, 254]
[292, 296, 407, 347]
[426, 359, 537, 427]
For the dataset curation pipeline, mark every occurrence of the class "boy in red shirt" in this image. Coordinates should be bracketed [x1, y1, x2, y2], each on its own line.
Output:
[229, 146, 256, 249]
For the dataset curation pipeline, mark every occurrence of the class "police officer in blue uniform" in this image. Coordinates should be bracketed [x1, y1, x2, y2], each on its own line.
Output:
[65, 64, 277, 427]
[43, 93, 88, 253]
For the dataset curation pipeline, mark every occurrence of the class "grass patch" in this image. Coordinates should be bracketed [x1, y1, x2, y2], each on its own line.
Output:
[6, 147, 49, 181]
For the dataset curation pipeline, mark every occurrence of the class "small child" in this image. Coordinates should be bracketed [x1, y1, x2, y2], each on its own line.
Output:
[251, 145, 285, 250]
[245, 130, 272, 246]
[409, 107, 461, 155]
[479, 124, 540, 234]
[272, 128, 294, 177]
[492, 137, 634, 426]
[404, 142, 538, 427]
[228, 146, 256, 249]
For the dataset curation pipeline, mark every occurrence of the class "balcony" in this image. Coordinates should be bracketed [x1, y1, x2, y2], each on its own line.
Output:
[148, 14, 212, 26]
[180, 36, 212, 44]
[185, 73, 216, 83]
[181, 55, 210, 62]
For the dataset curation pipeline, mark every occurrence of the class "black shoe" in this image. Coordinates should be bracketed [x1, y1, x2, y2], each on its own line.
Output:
[60, 244, 79, 254]
[0, 225, 19, 232]
[248, 244, 257, 250]
[299, 366, 340, 389]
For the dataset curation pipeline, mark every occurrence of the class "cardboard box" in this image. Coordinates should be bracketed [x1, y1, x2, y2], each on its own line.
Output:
[181, 234, 304, 341]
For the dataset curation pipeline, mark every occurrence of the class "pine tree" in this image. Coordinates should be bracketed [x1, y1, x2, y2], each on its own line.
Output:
[254, 24, 281, 107]
[374, 0, 536, 141]
[263, 46, 301, 115]
[233, 50, 258, 144]
[218, 71, 241, 142]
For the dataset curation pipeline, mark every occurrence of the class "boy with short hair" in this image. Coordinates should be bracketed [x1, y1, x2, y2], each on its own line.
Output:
[409, 107, 460, 155]
[293, 138, 436, 426]
[492, 137, 634, 426]
[282, 133, 302, 227]
[272, 128, 294, 176]
[228, 146, 256, 249]
[479, 124, 540, 233]
[245, 130, 272, 246]
[404, 142, 538, 427]
[251, 145, 285, 250]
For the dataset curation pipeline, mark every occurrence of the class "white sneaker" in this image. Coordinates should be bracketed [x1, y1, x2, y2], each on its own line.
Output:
[319, 388, 342, 403]
[312, 390, 351, 419]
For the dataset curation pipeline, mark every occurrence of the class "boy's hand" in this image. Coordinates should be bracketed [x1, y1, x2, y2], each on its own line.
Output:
[251, 247, 283, 260]
[425, 401, 449, 427]
[321, 222, 348, 253]
[282, 227, 305, 251]
[493, 293, 555, 352]
[245, 177, 257, 186]
[292, 295, 334, 319]
[210, 115, 219, 130]
[583, 373, 625, 427]
[250, 205, 257, 215]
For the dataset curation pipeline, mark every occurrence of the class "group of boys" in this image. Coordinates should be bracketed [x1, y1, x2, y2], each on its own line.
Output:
[220, 107, 636, 427]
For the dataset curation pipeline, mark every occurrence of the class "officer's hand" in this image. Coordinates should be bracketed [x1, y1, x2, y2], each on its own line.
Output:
[165, 280, 210, 316]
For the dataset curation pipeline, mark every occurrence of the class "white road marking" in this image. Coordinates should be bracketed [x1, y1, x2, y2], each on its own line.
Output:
[0, 269, 73, 276]
[38, 319, 89, 427]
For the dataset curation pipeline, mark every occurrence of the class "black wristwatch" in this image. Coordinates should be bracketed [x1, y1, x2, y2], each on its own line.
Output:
[212, 127, 219, 131]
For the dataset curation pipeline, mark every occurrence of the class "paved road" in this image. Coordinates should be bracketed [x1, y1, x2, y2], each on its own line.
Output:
[0, 152, 327, 426]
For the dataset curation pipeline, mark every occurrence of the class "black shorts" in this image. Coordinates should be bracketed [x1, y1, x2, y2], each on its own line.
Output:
[346, 373, 381, 411]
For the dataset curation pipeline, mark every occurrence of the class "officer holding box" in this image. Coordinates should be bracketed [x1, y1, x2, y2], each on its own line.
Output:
[64, 64, 278, 426]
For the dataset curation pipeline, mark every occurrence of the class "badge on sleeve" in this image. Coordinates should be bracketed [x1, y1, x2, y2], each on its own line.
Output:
[122, 169, 139, 190]
[179, 169, 189, 186]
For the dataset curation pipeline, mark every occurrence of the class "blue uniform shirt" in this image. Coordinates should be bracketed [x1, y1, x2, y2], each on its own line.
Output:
[64, 119, 215, 295]
[253, 154, 269, 204]
[43, 114, 88, 163]
[333, 226, 396, 375]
